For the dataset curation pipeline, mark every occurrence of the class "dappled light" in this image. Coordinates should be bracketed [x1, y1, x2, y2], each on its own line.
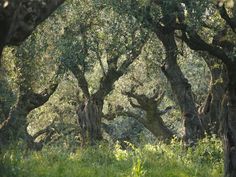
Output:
[0, 0, 235, 176]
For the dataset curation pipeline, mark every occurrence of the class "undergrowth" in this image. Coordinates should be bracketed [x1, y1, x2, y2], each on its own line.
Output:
[0, 136, 223, 177]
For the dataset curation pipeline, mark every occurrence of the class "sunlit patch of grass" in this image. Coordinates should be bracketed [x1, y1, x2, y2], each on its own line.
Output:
[0, 136, 223, 177]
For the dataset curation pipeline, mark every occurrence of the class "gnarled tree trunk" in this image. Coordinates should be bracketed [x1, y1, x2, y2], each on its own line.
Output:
[77, 99, 103, 146]
[144, 107, 173, 140]
[0, 72, 60, 148]
[110, 1, 203, 145]
[123, 89, 173, 140]
[65, 25, 147, 146]
[199, 56, 228, 135]
[160, 33, 203, 145]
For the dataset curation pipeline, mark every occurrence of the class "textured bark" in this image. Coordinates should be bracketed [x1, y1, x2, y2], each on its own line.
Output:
[0, 1, 65, 143]
[178, 16, 236, 175]
[223, 68, 236, 177]
[160, 33, 203, 145]
[74, 49, 143, 144]
[0, 0, 65, 57]
[199, 57, 228, 135]
[124, 1, 236, 175]
[179, 28, 236, 177]
[77, 99, 103, 146]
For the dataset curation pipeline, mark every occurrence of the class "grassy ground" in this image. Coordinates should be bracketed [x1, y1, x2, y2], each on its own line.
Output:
[0, 136, 223, 177]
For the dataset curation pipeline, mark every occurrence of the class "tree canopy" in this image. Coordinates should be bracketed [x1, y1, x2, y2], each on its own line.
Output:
[0, 0, 236, 176]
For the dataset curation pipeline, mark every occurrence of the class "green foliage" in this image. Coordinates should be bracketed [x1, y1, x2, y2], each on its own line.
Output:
[0, 136, 223, 177]
[178, 49, 210, 105]
[0, 1, 228, 176]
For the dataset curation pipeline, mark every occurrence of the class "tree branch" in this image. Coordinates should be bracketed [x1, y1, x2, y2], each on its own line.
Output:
[123, 91, 147, 109]
[94, 39, 106, 77]
[93, 35, 147, 100]
[218, 5, 236, 33]
[0, 0, 65, 64]
[159, 106, 173, 116]
[65, 63, 90, 98]
[128, 98, 143, 109]
[27, 64, 63, 110]
[32, 119, 56, 140]
[117, 33, 147, 74]
[5, 0, 66, 45]
[178, 24, 232, 66]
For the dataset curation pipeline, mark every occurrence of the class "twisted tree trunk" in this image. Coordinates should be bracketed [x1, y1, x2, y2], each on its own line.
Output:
[0, 73, 60, 148]
[77, 99, 103, 146]
[199, 57, 228, 135]
[67, 26, 147, 146]
[123, 89, 173, 140]
[107, 0, 203, 144]
[160, 33, 203, 145]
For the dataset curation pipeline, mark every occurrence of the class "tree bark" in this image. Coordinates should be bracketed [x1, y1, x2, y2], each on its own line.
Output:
[141, 106, 173, 140]
[223, 67, 236, 177]
[177, 16, 236, 175]
[0, 0, 65, 57]
[143, 118, 173, 140]
[0, 72, 59, 147]
[199, 57, 228, 135]
[110, 1, 203, 145]
[77, 98, 103, 146]
[69, 27, 147, 145]
[159, 33, 203, 145]
[123, 90, 173, 140]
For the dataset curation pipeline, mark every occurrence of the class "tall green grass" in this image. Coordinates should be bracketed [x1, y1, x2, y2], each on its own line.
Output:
[0, 136, 223, 177]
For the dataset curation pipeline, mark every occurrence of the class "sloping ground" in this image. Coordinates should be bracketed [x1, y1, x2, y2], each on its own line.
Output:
[0, 136, 223, 177]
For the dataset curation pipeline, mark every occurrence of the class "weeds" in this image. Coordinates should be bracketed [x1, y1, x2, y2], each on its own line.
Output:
[0, 136, 223, 177]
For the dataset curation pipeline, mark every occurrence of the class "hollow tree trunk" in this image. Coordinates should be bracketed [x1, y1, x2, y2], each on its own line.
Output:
[160, 33, 203, 145]
[223, 67, 236, 177]
[77, 99, 103, 146]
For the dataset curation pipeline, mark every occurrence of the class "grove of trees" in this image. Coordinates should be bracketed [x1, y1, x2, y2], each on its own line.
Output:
[0, 0, 236, 176]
